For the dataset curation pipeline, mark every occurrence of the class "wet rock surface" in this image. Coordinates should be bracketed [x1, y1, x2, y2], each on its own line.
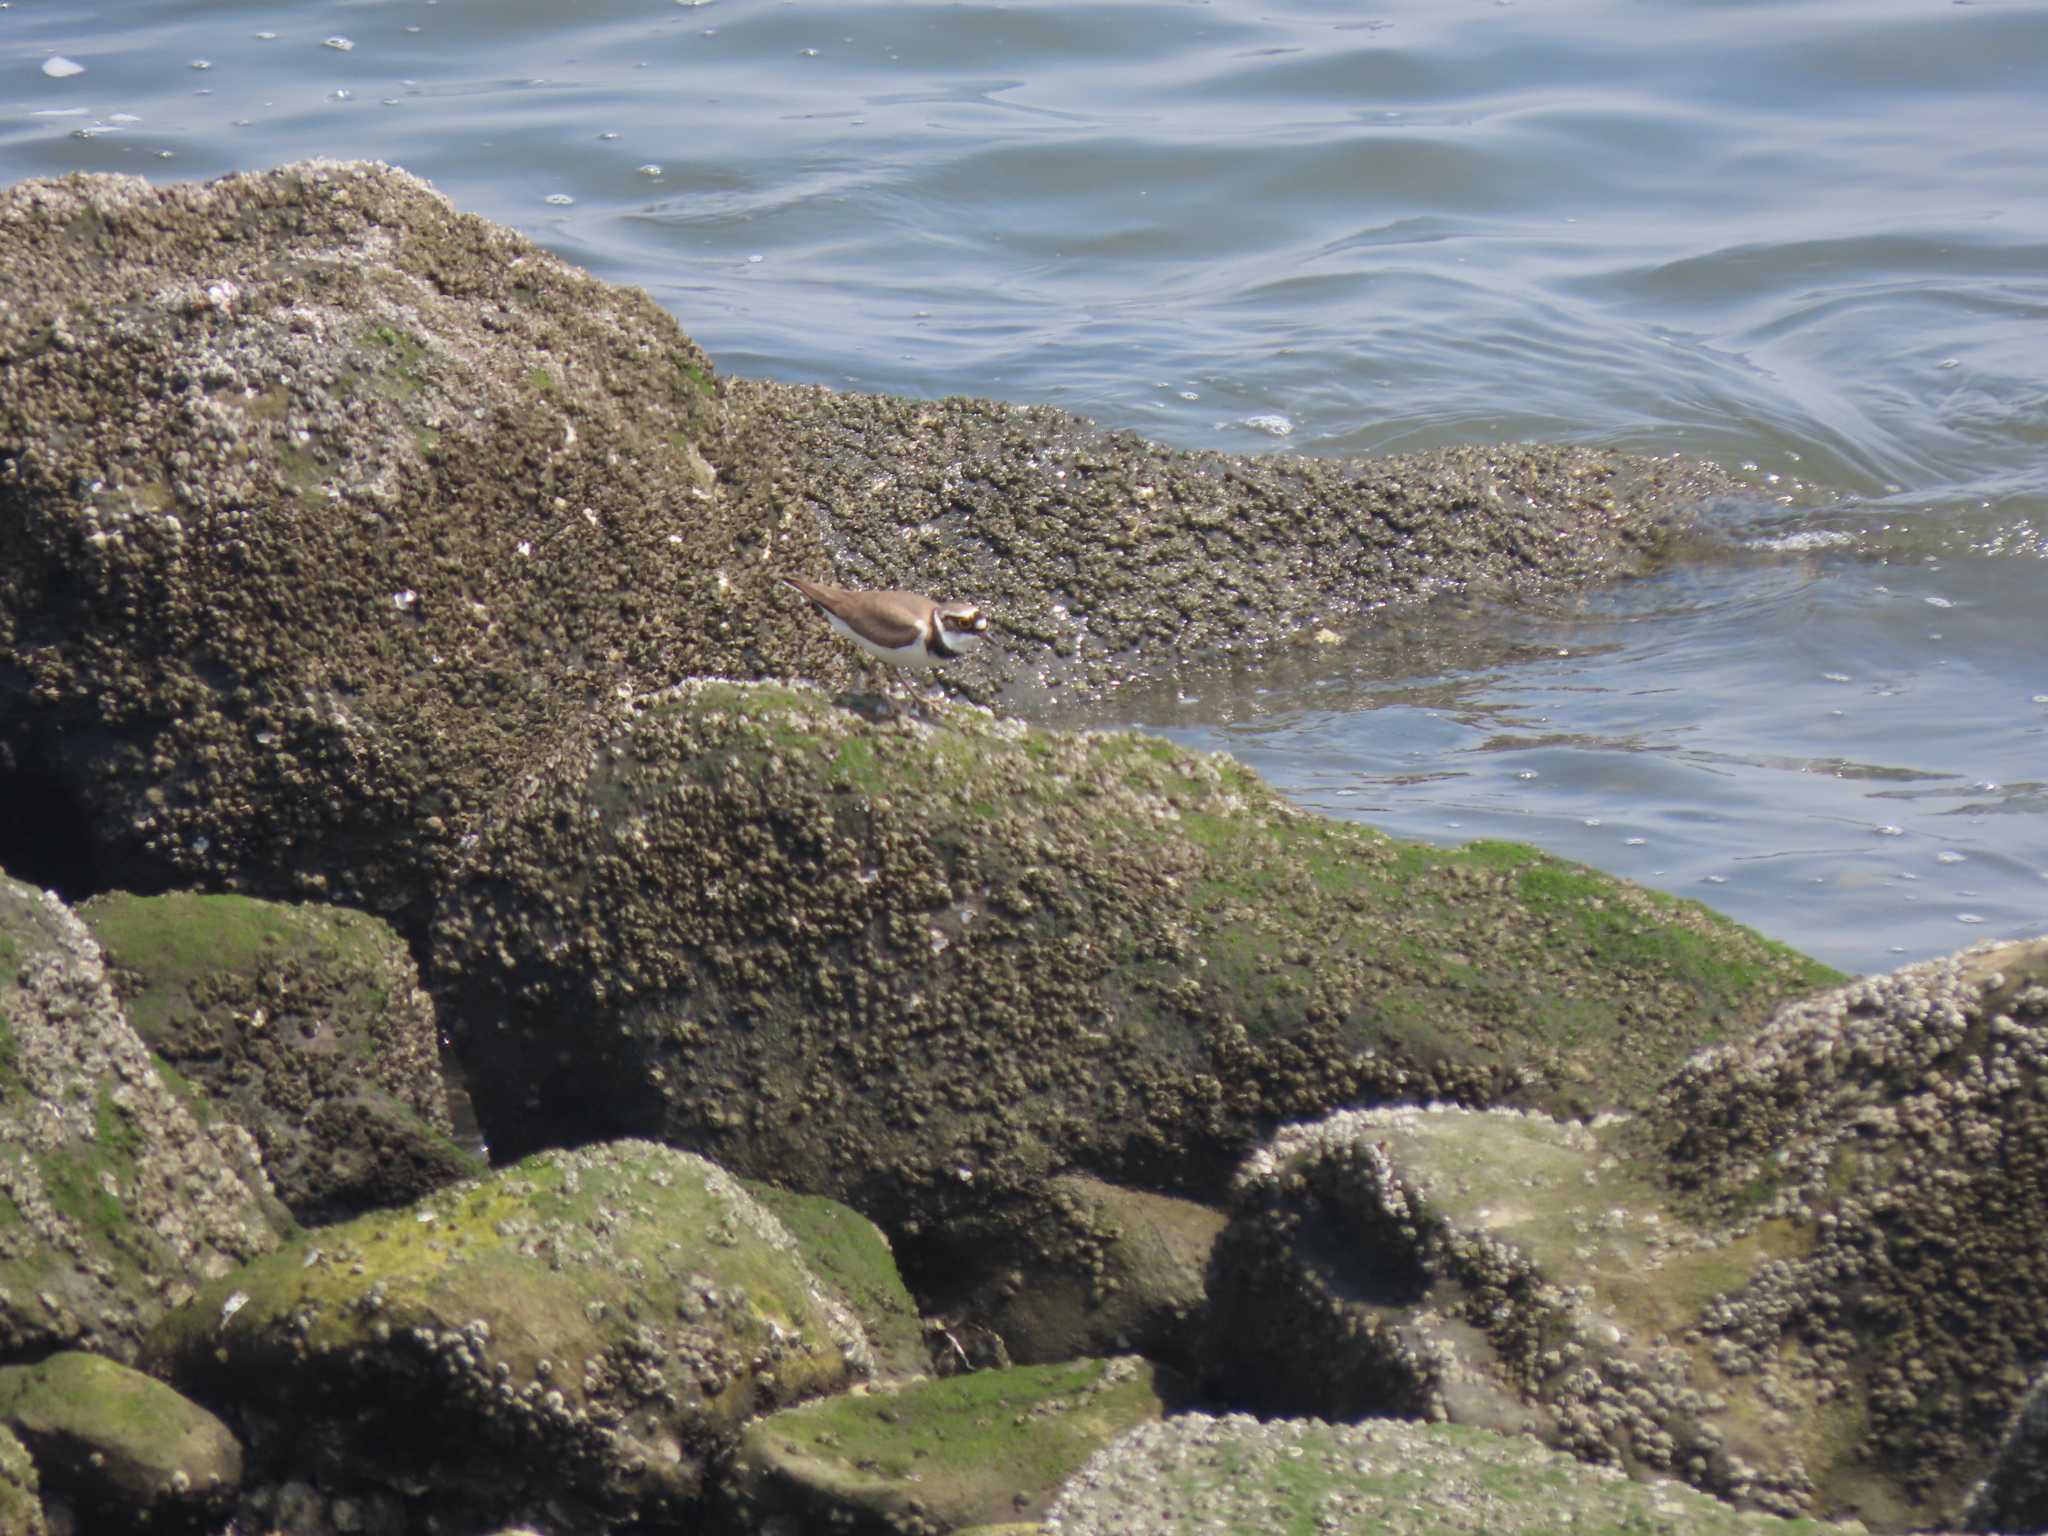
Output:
[1042, 1415, 1867, 1536]
[81, 890, 476, 1225]
[0, 1350, 241, 1529]
[722, 1355, 1168, 1534]
[0, 871, 282, 1363]
[1965, 1367, 2048, 1534]
[142, 1139, 874, 1533]
[725, 379, 1739, 704]
[431, 678, 1832, 1223]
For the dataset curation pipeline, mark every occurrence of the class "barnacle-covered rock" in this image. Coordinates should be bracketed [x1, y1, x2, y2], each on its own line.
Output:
[1206, 937, 2048, 1532]
[80, 890, 476, 1225]
[0, 871, 282, 1363]
[1043, 1415, 1868, 1536]
[431, 679, 1834, 1228]
[143, 1139, 875, 1533]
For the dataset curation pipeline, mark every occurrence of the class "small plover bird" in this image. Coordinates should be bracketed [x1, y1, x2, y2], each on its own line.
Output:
[781, 576, 989, 667]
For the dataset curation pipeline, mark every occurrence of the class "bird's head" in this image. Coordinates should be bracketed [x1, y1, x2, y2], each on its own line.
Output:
[936, 603, 989, 655]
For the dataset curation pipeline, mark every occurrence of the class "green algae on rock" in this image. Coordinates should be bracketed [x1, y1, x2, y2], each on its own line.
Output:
[1043, 1415, 1865, 1536]
[911, 1173, 1226, 1369]
[1207, 1104, 1816, 1514]
[1204, 937, 2048, 1534]
[144, 1139, 875, 1533]
[722, 1355, 1169, 1533]
[1637, 938, 2048, 1529]
[744, 1180, 931, 1383]
[0, 1351, 241, 1528]
[0, 872, 282, 1363]
[431, 679, 1835, 1224]
[81, 890, 478, 1225]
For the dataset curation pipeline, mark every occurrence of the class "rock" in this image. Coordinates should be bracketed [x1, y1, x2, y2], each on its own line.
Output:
[0, 1425, 44, 1536]
[1, 162, 1748, 927]
[1042, 1415, 1869, 1536]
[722, 1355, 1168, 1533]
[0, 1351, 240, 1528]
[431, 679, 1837, 1221]
[724, 380, 1742, 702]
[914, 1174, 1225, 1368]
[1964, 1367, 2048, 1534]
[0, 872, 282, 1362]
[744, 1181, 930, 1383]
[1206, 1103, 1793, 1507]
[81, 890, 478, 1224]
[143, 1140, 874, 1533]
[0, 160, 814, 924]
[1643, 938, 2048, 1528]
[1206, 937, 2048, 1532]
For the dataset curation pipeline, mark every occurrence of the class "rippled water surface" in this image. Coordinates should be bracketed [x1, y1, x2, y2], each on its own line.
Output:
[6, 0, 2045, 972]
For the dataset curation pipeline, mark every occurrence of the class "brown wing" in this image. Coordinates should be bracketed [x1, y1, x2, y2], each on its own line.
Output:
[780, 576, 928, 649]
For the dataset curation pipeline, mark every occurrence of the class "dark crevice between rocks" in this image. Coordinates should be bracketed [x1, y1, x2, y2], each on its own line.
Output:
[0, 759, 125, 904]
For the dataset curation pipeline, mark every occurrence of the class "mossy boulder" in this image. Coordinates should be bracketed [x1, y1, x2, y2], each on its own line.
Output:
[1637, 937, 2048, 1528]
[1208, 1104, 1811, 1512]
[0, 1425, 42, 1536]
[1043, 1415, 1866, 1536]
[1205, 937, 2048, 1532]
[0, 872, 282, 1362]
[432, 679, 1836, 1224]
[912, 1173, 1226, 1369]
[81, 890, 478, 1224]
[143, 1140, 875, 1533]
[722, 1355, 1169, 1532]
[0, 1351, 240, 1528]
[745, 1180, 930, 1382]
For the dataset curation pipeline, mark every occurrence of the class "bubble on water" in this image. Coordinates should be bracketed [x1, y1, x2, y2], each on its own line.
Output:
[1704, 874, 1727, 885]
[1583, 818, 1602, 827]
[1624, 836, 1647, 847]
[638, 164, 663, 177]
[1179, 391, 1199, 401]
[544, 193, 574, 205]
[254, 31, 276, 40]
[747, 253, 764, 264]
[799, 47, 819, 56]
[330, 89, 352, 101]
[599, 131, 620, 141]
[1935, 850, 1966, 865]
[1898, 872, 1919, 881]
[1822, 672, 1852, 683]
[1240, 414, 1294, 437]
[2033, 695, 2048, 705]
[189, 58, 212, 70]
[42, 56, 86, 78]
[1938, 358, 1960, 370]
[1925, 596, 1954, 609]
[1957, 913, 1985, 925]
[324, 36, 355, 52]
[1874, 825, 1904, 837]
[109, 112, 140, 124]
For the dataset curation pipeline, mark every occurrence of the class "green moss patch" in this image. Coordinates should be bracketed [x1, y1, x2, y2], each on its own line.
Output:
[734, 1357, 1166, 1528]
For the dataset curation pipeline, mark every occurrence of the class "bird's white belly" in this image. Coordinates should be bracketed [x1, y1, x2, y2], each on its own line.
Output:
[826, 609, 937, 666]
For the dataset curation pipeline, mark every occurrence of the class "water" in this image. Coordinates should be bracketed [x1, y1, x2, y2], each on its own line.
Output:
[5, 0, 2045, 974]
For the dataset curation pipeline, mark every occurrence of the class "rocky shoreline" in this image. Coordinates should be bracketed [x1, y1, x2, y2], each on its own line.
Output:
[1, 161, 2043, 1535]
